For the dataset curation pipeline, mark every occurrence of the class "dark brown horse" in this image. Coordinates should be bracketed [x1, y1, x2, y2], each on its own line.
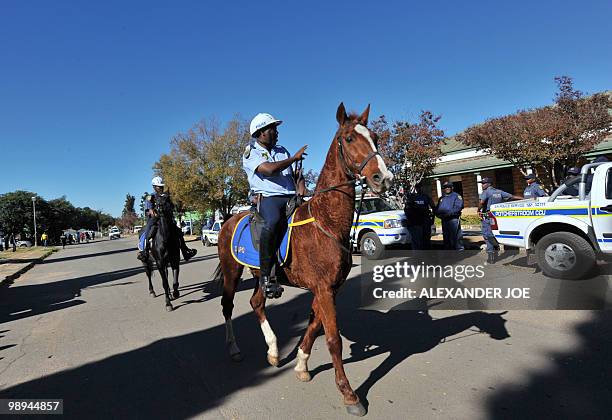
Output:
[214, 103, 392, 416]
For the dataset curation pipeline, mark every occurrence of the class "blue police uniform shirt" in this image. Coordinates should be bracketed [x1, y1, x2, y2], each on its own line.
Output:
[145, 193, 156, 211]
[243, 140, 296, 197]
[480, 187, 512, 211]
[436, 191, 464, 218]
[523, 182, 547, 198]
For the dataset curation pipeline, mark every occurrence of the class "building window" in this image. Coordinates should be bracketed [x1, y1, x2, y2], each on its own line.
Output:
[496, 168, 514, 194]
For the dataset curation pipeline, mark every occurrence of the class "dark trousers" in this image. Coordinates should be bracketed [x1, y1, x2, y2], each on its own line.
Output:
[441, 218, 464, 251]
[408, 224, 431, 250]
[481, 219, 499, 254]
[258, 195, 291, 276]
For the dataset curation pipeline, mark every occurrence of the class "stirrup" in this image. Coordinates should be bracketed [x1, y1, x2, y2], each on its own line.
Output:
[260, 275, 284, 299]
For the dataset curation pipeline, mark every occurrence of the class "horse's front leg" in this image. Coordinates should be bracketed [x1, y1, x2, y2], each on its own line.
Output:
[159, 265, 173, 311]
[250, 280, 279, 367]
[317, 290, 365, 416]
[295, 296, 322, 382]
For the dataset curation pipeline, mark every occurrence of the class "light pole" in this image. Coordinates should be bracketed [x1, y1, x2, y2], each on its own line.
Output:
[32, 196, 38, 247]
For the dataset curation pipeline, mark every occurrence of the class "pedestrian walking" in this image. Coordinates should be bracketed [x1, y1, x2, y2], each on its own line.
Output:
[404, 183, 435, 250]
[435, 182, 464, 251]
[60, 234, 67, 249]
[41, 232, 48, 247]
[478, 177, 522, 263]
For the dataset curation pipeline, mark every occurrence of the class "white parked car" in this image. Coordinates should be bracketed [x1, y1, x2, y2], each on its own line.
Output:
[17, 240, 33, 248]
[202, 221, 222, 246]
[351, 196, 411, 260]
[108, 227, 121, 240]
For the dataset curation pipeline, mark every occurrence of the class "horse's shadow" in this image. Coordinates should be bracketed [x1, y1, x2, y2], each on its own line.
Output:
[304, 297, 509, 409]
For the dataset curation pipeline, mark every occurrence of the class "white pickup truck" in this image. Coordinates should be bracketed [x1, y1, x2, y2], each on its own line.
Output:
[491, 161, 612, 279]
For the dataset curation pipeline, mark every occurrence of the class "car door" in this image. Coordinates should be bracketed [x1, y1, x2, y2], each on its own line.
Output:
[591, 165, 612, 252]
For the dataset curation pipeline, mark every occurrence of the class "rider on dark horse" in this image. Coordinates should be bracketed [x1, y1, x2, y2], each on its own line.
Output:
[137, 176, 197, 262]
[243, 113, 307, 299]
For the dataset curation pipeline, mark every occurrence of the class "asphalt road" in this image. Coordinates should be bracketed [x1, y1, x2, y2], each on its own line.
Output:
[0, 237, 611, 419]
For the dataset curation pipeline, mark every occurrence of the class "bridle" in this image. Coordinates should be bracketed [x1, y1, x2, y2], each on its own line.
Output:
[305, 124, 383, 253]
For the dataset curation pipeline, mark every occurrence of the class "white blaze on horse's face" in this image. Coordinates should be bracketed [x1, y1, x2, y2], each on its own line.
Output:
[354, 124, 394, 191]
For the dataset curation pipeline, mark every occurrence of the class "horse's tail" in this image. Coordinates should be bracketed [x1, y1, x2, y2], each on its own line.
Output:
[212, 262, 224, 291]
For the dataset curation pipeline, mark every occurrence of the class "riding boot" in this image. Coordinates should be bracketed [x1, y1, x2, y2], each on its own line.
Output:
[180, 237, 197, 261]
[259, 228, 283, 299]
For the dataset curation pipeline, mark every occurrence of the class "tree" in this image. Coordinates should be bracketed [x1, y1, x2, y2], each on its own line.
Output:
[123, 194, 136, 216]
[0, 191, 38, 238]
[371, 112, 445, 192]
[303, 169, 320, 194]
[456, 76, 612, 190]
[155, 116, 251, 220]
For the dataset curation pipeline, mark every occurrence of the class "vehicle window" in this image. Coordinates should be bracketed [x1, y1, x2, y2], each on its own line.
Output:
[213, 223, 220, 231]
[606, 169, 612, 199]
[356, 198, 393, 215]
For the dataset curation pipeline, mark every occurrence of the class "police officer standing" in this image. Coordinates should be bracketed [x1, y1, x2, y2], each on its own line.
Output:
[562, 167, 580, 196]
[243, 113, 307, 299]
[478, 177, 522, 263]
[523, 174, 548, 199]
[404, 182, 435, 250]
[435, 182, 464, 251]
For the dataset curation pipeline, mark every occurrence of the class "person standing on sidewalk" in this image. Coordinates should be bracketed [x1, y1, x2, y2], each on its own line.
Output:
[435, 182, 465, 251]
[404, 182, 435, 250]
[478, 177, 522, 263]
[41, 232, 48, 247]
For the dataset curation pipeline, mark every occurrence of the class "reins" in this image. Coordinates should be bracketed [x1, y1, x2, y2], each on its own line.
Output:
[301, 132, 381, 254]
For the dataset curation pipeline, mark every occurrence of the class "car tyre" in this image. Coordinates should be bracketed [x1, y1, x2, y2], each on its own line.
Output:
[535, 232, 595, 279]
[360, 232, 385, 260]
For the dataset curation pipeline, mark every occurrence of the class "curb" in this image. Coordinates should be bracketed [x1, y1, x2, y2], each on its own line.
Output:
[0, 249, 56, 287]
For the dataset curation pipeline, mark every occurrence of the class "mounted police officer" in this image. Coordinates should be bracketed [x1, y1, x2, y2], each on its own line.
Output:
[137, 176, 197, 262]
[478, 177, 522, 263]
[404, 182, 435, 250]
[523, 174, 547, 199]
[243, 113, 307, 299]
[435, 181, 464, 251]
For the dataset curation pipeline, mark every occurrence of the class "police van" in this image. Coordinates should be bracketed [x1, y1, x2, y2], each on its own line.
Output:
[351, 195, 410, 260]
[491, 161, 612, 279]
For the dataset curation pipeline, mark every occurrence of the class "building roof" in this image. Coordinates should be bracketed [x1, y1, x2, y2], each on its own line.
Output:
[440, 137, 472, 154]
[430, 155, 512, 177]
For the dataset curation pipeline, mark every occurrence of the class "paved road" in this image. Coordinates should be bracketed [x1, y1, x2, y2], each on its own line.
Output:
[1, 238, 611, 419]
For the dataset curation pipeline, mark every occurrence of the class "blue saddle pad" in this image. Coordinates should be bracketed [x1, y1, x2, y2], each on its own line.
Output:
[231, 213, 296, 269]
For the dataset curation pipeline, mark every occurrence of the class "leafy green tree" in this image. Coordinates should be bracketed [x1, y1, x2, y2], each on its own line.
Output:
[0, 191, 39, 238]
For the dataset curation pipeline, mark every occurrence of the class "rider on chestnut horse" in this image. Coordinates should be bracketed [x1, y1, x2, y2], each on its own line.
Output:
[242, 113, 307, 298]
[137, 176, 197, 262]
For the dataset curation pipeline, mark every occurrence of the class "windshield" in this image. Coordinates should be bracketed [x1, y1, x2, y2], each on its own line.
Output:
[356, 198, 394, 215]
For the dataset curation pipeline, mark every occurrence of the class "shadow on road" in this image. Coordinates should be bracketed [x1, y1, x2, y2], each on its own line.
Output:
[486, 311, 612, 419]
[42, 246, 138, 264]
[0, 266, 515, 418]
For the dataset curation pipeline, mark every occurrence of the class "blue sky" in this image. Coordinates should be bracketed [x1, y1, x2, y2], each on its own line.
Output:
[1, 0, 610, 216]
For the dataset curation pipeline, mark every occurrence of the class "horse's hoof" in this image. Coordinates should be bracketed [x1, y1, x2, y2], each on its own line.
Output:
[267, 354, 279, 367]
[230, 352, 243, 362]
[346, 402, 367, 417]
[172, 290, 180, 299]
[295, 370, 311, 382]
[166, 305, 174, 312]
[149, 291, 156, 297]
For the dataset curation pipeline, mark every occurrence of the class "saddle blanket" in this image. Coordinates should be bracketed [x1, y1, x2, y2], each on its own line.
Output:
[231, 212, 313, 269]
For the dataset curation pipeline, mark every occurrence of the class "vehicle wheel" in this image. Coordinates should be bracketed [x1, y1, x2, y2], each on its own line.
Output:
[204, 236, 211, 247]
[19, 244, 27, 248]
[360, 232, 385, 260]
[535, 232, 595, 279]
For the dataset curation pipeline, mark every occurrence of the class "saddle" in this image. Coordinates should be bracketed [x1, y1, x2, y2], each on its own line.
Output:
[231, 195, 306, 269]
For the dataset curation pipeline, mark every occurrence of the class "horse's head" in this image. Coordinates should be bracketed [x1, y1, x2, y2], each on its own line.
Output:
[335, 103, 393, 193]
[156, 193, 175, 218]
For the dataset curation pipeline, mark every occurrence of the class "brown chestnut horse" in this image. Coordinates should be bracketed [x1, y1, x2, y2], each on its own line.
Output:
[214, 103, 393, 416]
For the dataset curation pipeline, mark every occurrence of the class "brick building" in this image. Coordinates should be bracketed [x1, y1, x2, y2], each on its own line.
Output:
[424, 135, 612, 214]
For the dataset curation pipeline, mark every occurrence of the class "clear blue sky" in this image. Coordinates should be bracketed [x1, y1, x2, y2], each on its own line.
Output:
[1, 0, 610, 216]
